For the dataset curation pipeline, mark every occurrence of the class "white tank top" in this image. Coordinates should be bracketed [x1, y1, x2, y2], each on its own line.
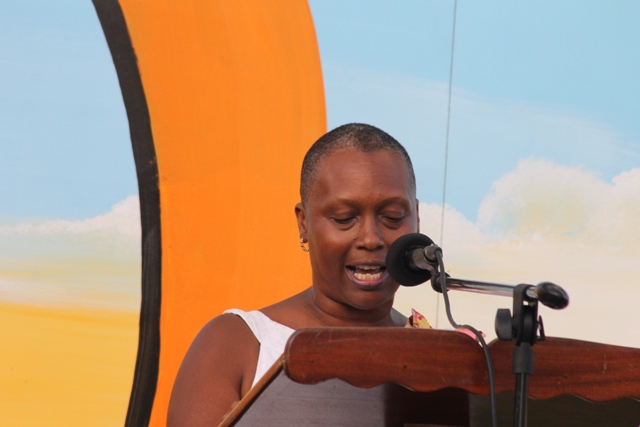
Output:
[224, 309, 295, 388]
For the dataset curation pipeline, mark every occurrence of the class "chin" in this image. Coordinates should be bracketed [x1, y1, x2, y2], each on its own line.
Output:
[346, 291, 396, 312]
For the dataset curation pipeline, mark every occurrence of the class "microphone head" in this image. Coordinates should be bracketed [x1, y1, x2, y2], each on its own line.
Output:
[386, 233, 435, 287]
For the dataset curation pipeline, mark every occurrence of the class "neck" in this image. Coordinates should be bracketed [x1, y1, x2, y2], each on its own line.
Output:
[303, 288, 399, 327]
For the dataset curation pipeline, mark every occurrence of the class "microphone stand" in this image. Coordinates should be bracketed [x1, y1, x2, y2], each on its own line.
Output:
[385, 234, 570, 427]
[431, 275, 568, 427]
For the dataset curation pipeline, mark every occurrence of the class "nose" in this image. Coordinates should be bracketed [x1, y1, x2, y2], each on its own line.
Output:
[356, 216, 384, 251]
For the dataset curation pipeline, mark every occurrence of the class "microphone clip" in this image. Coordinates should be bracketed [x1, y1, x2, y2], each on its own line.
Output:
[495, 284, 542, 344]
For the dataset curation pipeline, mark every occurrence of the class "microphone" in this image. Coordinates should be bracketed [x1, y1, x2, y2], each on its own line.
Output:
[386, 233, 441, 286]
[386, 233, 570, 310]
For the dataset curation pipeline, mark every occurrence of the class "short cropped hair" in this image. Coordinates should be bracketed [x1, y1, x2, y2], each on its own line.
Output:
[300, 123, 416, 206]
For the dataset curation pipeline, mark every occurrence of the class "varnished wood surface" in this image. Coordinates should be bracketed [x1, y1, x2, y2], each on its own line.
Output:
[222, 328, 640, 426]
[489, 337, 640, 401]
[285, 328, 640, 401]
[285, 328, 489, 393]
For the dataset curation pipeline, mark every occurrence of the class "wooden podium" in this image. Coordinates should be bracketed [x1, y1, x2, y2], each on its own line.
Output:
[220, 328, 640, 426]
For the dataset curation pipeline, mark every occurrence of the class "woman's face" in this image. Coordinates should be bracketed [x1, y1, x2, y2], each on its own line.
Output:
[296, 147, 419, 317]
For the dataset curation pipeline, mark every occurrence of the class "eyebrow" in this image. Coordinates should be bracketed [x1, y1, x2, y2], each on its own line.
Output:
[331, 196, 412, 208]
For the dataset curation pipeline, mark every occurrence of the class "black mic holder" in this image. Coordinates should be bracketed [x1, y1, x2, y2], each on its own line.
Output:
[430, 275, 569, 310]
[431, 274, 569, 427]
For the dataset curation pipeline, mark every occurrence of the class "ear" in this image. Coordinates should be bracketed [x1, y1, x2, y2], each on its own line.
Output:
[295, 203, 308, 240]
[415, 199, 420, 233]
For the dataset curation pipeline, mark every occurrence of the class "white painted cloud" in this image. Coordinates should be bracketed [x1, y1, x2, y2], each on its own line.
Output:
[477, 158, 640, 252]
[395, 161, 640, 349]
[0, 195, 141, 237]
[0, 196, 141, 310]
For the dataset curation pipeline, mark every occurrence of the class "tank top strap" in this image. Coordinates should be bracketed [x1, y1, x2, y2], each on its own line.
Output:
[223, 308, 295, 388]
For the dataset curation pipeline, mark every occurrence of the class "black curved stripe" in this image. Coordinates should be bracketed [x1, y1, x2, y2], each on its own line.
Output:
[92, 2, 162, 426]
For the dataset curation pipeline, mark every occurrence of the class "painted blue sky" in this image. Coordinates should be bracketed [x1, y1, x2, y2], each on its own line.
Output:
[0, 0, 134, 220]
[309, 0, 640, 222]
[1, 1, 638, 222]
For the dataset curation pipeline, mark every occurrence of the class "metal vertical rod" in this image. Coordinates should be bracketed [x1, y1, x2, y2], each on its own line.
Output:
[514, 373, 529, 427]
[437, 0, 458, 328]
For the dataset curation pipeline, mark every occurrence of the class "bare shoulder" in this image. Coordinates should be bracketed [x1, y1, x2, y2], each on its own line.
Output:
[167, 313, 259, 427]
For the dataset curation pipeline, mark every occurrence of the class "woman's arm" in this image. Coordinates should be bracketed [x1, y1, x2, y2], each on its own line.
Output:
[167, 314, 259, 427]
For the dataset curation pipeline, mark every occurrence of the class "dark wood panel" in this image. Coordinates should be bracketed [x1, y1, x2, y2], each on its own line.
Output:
[470, 393, 640, 427]
[489, 337, 640, 400]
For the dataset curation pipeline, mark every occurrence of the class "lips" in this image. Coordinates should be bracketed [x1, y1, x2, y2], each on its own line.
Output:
[346, 263, 387, 287]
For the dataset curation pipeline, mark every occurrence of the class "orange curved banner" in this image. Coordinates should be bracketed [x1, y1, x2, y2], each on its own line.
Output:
[115, 0, 326, 424]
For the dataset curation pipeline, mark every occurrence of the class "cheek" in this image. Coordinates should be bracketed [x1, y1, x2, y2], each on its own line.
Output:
[313, 232, 351, 262]
[309, 228, 354, 272]
[308, 217, 350, 249]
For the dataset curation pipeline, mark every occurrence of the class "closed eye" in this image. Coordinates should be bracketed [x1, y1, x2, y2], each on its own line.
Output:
[384, 216, 405, 223]
[332, 217, 356, 225]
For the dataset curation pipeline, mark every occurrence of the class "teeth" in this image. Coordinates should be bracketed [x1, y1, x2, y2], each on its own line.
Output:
[353, 271, 383, 281]
[350, 265, 385, 281]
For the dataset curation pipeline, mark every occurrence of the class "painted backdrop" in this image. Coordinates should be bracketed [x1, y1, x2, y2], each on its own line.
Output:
[1, 1, 638, 426]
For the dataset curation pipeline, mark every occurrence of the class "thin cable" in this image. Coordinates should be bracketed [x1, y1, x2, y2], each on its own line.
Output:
[437, 0, 458, 328]
[436, 251, 498, 427]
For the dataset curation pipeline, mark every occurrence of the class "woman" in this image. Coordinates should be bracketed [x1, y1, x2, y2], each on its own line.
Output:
[167, 123, 421, 426]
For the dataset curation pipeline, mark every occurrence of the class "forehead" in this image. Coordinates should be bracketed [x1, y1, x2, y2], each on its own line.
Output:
[308, 148, 414, 205]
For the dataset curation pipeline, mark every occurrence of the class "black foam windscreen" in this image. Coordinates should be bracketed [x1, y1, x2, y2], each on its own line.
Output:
[386, 233, 435, 287]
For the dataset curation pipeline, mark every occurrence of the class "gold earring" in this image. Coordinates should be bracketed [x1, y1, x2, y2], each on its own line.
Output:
[300, 238, 309, 252]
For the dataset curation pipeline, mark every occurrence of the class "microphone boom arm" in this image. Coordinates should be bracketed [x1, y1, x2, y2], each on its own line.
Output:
[431, 275, 569, 310]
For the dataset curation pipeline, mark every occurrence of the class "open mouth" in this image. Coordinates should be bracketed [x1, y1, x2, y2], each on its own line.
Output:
[347, 265, 386, 282]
